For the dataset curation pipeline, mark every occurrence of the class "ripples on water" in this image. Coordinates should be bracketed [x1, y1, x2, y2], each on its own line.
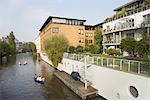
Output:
[0, 53, 104, 100]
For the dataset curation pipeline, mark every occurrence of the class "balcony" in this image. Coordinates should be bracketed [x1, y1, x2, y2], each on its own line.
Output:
[104, 4, 150, 23]
[141, 21, 150, 27]
[102, 41, 120, 46]
[103, 26, 138, 35]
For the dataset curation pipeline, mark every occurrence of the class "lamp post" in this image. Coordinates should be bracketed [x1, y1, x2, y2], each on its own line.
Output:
[84, 56, 87, 89]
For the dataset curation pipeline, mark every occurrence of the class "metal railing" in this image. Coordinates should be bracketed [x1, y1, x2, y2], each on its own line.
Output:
[63, 53, 150, 77]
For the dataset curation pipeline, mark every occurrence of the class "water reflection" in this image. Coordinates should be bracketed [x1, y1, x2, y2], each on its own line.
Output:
[0, 55, 16, 69]
[0, 53, 104, 100]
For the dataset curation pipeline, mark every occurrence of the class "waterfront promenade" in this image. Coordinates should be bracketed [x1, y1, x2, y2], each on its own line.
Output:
[54, 70, 99, 100]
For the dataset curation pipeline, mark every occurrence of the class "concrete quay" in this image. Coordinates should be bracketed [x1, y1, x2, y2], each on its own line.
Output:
[54, 70, 98, 100]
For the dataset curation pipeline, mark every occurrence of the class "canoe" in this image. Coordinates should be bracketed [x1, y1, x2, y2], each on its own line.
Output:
[34, 77, 44, 84]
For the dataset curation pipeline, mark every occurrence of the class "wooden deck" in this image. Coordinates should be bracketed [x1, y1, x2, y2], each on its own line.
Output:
[54, 70, 98, 100]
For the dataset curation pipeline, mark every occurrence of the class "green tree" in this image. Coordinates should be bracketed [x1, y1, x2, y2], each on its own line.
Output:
[75, 45, 84, 53]
[44, 35, 69, 67]
[85, 44, 90, 52]
[136, 37, 150, 61]
[89, 44, 100, 54]
[120, 37, 137, 56]
[7, 31, 16, 54]
[94, 29, 103, 53]
[68, 46, 76, 53]
[0, 41, 10, 57]
[27, 42, 36, 53]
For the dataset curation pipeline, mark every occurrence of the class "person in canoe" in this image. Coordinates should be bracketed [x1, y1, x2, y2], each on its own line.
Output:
[34, 74, 45, 83]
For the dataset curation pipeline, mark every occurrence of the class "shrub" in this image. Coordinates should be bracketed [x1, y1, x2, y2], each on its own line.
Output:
[68, 46, 76, 53]
[105, 48, 120, 56]
[76, 45, 84, 53]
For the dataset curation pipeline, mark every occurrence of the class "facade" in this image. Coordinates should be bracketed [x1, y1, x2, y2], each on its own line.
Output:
[102, 0, 150, 52]
[34, 35, 40, 53]
[16, 41, 27, 53]
[85, 25, 95, 45]
[39, 16, 95, 52]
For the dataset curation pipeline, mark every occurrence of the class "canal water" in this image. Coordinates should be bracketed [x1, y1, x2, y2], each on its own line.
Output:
[0, 53, 104, 100]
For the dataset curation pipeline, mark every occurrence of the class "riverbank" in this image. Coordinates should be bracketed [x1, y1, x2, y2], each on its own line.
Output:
[40, 54, 106, 100]
[54, 70, 98, 99]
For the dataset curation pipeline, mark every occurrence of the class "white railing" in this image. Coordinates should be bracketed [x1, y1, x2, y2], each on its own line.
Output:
[63, 53, 150, 77]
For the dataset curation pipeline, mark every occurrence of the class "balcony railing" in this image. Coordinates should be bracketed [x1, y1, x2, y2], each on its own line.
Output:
[102, 41, 120, 45]
[104, 4, 150, 23]
[103, 26, 138, 34]
[64, 53, 150, 77]
[141, 21, 150, 27]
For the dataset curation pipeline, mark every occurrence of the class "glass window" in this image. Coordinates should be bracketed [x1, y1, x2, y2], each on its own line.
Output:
[78, 29, 84, 35]
[52, 27, 59, 33]
[129, 86, 139, 98]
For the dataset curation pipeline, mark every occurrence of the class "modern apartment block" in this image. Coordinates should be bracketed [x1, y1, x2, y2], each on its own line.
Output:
[102, 0, 150, 52]
[39, 16, 96, 52]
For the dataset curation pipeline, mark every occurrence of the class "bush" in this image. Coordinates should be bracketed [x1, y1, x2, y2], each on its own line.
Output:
[105, 48, 120, 56]
[89, 44, 100, 54]
[76, 45, 84, 53]
[68, 46, 76, 53]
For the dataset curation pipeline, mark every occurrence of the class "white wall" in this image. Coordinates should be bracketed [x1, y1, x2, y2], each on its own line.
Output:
[34, 36, 40, 53]
[58, 58, 150, 100]
[40, 53, 53, 66]
[103, 9, 150, 32]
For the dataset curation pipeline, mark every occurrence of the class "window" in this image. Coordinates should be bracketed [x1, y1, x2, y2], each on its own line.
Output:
[79, 38, 84, 43]
[143, 14, 150, 24]
[52, 27, 59, 33]
[69, 20, 72, 25]
[78, 29, 84, 35]
[129, 86, 139, 98]
[85, 33, 88, 37]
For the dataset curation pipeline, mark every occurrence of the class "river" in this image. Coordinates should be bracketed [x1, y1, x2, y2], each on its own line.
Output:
[0, 53, 104, 100]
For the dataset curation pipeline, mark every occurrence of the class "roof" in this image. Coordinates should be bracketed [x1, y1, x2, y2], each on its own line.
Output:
[114, 0, 141, 11]
[94, 22, 103, 27]
[39, 16, 86, 31]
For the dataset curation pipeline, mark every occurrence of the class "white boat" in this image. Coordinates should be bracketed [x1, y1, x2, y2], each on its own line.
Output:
[19, 62, 22, 65]
[23, 61, 27, 65]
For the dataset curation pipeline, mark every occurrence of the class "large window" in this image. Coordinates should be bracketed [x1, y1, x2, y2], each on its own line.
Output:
[143, 14, 150, 24]
[52, 27, 59, 33]
[79, 38, 84, 43]
[78, 29, 84, 35]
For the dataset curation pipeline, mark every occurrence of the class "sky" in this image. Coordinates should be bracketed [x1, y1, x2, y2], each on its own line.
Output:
[0, 0, 131, 42]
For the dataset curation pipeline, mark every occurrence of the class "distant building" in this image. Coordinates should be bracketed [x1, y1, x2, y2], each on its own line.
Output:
[102, 0, 150, 55]
[16, 41, 27, 53]
[34, 35, 40, 53]
[39, 16, 96, 52]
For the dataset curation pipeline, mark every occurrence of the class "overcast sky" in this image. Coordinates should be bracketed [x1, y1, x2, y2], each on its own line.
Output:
[0, 0, 130, 42]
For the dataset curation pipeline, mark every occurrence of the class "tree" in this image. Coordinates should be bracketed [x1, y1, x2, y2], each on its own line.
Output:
[27, 42, 36, 53]
[120, 37, 137, 56]
[44, 35, 69, 67]
[89, 44, 100, 54]
[75, 45, 84, 53]
[94, 29, 103, 53]
[0, 41, 10, 57]
[7, 31, 16, 54]
[68, 46, 76, 53]
[136, 37, 150, 61]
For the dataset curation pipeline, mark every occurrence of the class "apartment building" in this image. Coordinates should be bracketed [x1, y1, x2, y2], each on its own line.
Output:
[102, 0, 150, 52]
[39, 16, 96, 52]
